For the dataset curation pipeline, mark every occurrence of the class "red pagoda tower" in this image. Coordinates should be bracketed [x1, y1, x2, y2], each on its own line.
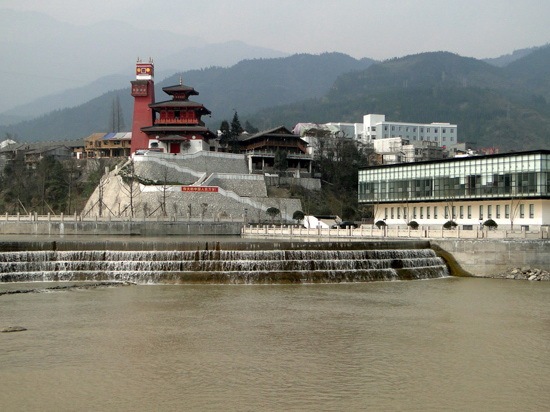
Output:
[141, 78, 215, 154]
[130, 58, 155, 154]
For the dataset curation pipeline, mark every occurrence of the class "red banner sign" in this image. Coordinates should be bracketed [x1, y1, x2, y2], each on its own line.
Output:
[181, 186, 219, 193]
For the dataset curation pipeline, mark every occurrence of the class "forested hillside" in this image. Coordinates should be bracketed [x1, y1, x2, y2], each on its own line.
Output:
[2, 47, 550, 151]
[0, 53, 374, 141]
[247, 49, 550, 151]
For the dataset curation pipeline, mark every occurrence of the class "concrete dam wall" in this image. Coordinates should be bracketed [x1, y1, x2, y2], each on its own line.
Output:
[430, 239, 550, 276]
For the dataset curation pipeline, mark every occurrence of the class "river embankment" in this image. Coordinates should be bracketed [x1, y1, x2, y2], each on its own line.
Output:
[0, 231, 548, 280]
[481, 266, 549, 281]
[430, 238, 550, 277]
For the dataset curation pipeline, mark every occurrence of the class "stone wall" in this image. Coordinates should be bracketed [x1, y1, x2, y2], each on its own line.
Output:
[0, 220, 243, 236]
[430, 239, 550, 276]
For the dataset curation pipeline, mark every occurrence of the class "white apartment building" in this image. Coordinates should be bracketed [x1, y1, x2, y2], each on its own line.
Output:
[324, 122, 363, 140]
[363, 114, 458, 147]
[372, 137, 443, 164]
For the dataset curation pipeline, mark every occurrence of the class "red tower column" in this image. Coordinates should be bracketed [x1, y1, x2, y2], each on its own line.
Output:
[130, 59, 155, 154]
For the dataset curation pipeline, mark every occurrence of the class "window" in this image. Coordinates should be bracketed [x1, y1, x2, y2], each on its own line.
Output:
[459, 206, 464, 219]
[420, 207, 424, 219]
[444, 206, 449, 219]
[384, 208, 388, 219]
[529, 204, 534, 219]
[443, 129, 446, 133]
[427, 206, 431, 219]
[520, 204, 525, 218]
[413, 207, 417, 219]
[479, 205, 483, 220]
[391, 207, 394, 219]
[397, 207, 401, 219]
[404, 208, 408, 219]
[505, 204, 510, 219]
[496, 205, 501, 218]
[488, 205, 492, 219]
[434, 206, 438, 219]
[452, 206, 456, 220]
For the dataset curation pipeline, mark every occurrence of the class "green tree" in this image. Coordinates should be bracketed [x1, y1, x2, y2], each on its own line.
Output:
[244, 120, 259, 134]
[230, 112, 244, 137]
[266, 207, 280, 224]
[36, 156, 68, 214]
[274, 149, 288, 173]
[227, 112, 244, 153]
[292, 210, 305, 222]
[219, 120, 231, 145]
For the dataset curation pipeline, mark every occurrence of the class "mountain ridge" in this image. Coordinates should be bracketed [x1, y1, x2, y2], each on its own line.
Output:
[2, 47, 549, 152]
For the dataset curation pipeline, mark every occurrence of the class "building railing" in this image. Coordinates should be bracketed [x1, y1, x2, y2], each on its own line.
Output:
[0, 213, 245, 223]
[242, 225, 549, 240]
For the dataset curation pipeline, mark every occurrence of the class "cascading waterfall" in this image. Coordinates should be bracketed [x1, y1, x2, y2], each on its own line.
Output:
[0, 249, 449, 284]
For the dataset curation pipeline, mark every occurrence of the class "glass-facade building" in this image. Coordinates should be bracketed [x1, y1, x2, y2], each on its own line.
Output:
[358, 150, 550, 228]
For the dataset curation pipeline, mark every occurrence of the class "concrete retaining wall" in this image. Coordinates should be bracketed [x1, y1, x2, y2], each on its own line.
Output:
[0, 221, 243, 236]
[431, 239, 550, 276]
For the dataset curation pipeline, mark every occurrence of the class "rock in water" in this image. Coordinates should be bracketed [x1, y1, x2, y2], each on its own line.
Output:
[1, 326, 27, 333]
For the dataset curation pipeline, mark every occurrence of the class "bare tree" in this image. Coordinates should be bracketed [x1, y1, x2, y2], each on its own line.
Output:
[156, 166, 171, 217]
[508, 196, 522, 231]
[200, 203, 208, 220]
[118, 160, 141, 218]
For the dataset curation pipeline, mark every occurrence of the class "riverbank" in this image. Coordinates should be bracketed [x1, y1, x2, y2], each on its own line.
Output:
[482, 266, 550, 281]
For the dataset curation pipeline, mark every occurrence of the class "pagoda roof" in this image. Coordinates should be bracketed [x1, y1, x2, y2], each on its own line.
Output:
[237, 126, 307, 144]
[162, 84, 199, 96]
[149, 100, 212, 114]
[141, 125, 216, 137]
[149, 99, 210, 110]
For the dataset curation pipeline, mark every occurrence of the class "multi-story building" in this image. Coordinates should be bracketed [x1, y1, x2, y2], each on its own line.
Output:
[84, 132, 132, 158]
[363, 114, 458, 147]
[358, 150, 550, 230]
[373, 137, 443, 164]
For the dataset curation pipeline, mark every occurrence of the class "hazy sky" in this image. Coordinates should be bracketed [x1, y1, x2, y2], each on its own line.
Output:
[4, 0, 550, 60]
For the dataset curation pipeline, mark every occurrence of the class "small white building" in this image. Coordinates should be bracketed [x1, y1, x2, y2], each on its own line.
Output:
[363, 114, 458, 147]
[373, 137, 443, 164]
[303, 215, 337, 229]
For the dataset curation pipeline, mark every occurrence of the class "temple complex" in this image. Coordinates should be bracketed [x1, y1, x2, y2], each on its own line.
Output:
[130, 58, 215, 155]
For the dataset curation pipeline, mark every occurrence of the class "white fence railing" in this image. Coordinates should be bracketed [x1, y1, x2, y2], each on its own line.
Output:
[242, 225, 549, 240]
[0, 213, 245, 223]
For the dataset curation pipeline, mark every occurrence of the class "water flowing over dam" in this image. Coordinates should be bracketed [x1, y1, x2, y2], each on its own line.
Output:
[0, 240, 449, 284]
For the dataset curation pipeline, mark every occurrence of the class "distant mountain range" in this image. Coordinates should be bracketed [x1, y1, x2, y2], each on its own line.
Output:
[247, 47, 550, 151]
[0, 8, 288, 115]
[0, 52, 375, 140]
[1, 45, 549, 152]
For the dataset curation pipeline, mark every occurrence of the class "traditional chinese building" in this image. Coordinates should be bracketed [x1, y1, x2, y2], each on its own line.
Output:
[130, 58, 215, 154]
[237, 126, 312, 175]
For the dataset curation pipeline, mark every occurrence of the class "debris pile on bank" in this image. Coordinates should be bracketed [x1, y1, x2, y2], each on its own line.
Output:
[492, 267, 549, 281]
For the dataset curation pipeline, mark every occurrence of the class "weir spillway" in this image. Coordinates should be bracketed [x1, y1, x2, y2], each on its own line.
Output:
[0, 240, 449, 284]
